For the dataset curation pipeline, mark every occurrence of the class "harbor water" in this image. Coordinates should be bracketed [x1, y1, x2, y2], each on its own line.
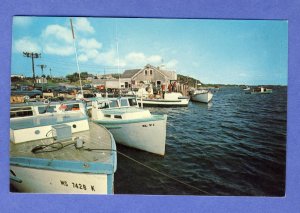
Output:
[115, 87, 287, 196]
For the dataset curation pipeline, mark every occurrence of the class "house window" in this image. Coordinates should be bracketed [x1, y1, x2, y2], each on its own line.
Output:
[145, 70, 148, 75]
[150, 70, 153, 75]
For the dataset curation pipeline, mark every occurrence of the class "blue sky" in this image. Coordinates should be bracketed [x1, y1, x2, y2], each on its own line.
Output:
[11, 16, 288, 85]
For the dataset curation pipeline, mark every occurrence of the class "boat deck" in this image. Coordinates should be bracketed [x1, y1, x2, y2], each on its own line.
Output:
[10, 122, 116, 173]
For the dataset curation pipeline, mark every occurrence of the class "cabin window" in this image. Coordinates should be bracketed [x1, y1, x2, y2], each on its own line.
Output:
[65, 104, 80, 111]
[38, 106, 56, 114]
[114, 115, 122, 119]
[120, 99, 129, 107]
[109, 100, 119, 108]
[145, 70, 148, 75]
[98, 102, 109, 109]
[104, 114, 111, 118]
[128, 98, 137, 106]
[150, 69, 153, 75]
[10, 107, 33, 118]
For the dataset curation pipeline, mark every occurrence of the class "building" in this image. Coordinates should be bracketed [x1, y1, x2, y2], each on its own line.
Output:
[11, 74, 25, 79]
[121, 64, 177, 89]
[35, 77, 47, 84]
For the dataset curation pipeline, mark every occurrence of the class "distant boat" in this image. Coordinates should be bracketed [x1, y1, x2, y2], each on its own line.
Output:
[10, 101, 117, 194]
[90, 97, 168, 155]
[243, 86, 250, 91]
[136, 92, 190, 107]
[246, 87, 273, 94]
[190, 89, 213, 103]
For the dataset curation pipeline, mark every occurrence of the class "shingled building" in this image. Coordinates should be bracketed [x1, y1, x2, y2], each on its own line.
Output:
[121, 64, 177, 89]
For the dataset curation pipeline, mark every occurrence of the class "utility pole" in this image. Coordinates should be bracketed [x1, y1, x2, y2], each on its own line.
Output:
[49, 68, 52, 79]
[23, 52, 41, 81]
[37, 64, 47, 92]
[37, 64, 47, 77]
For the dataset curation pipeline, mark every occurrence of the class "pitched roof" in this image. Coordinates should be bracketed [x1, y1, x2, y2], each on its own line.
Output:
[121, 69, 141, 78]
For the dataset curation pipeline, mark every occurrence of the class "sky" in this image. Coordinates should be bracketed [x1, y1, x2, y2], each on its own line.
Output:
[11, 16, 288, 85]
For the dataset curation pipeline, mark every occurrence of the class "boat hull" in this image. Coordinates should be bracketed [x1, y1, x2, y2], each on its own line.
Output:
[137, 98, 189, 107]
[10, 165, 113, 194]
[191, 92, 213, 103]
[250, 91, 273, 94]
[95, 115, 167, 155]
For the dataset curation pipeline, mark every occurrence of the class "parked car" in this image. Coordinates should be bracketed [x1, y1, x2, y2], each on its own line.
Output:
[82, 84, 93, 90]
[11, 85, 42, 98]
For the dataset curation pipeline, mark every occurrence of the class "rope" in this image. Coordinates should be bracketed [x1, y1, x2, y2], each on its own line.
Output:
[117, 151, 211, 195]
[31, 143, 211, 194]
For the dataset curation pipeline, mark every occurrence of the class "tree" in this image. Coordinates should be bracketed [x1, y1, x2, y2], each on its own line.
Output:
[66, 73, 79, 82]
[80, 72, 88, 80]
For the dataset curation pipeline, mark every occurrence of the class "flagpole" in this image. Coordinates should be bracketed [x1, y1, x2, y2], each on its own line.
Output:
[70, 18, 83, 96]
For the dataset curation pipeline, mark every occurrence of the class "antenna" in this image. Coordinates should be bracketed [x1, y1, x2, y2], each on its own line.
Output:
[70, 18, 83, 95]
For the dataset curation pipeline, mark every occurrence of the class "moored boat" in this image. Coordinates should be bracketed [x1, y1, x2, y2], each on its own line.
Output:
[10, 101, 117, 194]
[246, 87, 273, 94]
[190, 89, 213, 103]
[137, 92, 190, 107]
[90, 97, 167, 155]
[243, 86, 250, 91]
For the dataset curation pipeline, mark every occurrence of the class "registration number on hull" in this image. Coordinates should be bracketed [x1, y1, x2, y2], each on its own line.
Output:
[60, 180, 96, 191]
[142, 123, 155, 127]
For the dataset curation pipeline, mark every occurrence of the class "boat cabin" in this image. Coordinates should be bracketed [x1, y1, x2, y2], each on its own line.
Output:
[10, 101, 89, 144]
[90, 97, 151, 121]
[10, 101, 87, 119]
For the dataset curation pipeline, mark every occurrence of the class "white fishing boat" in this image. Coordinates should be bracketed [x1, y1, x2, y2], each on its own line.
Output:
[191, 89, 213, 103]
[246, 87, 273, 94]
[243, 86, 251, 91]
[137, 92, 190, 107]
[10, 101, 117, 194]
[90, 97, 167, 155]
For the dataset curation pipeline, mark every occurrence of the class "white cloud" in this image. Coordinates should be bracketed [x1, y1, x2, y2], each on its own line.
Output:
[165, 59, 178, 69]
[74, 18, 94, 33]
[79, 38, 102, 50]
[148, 55, 162, 63]
[14, 37, 41, 53]
[14, 16, 32, 27]
[42, 24, 73, 43]
[125, 52, 146, 63]
[44, 43, 74, 56]
[78, 54, 88, 62]
[125, 52, 162, 66]
[41, 24, 75, 56]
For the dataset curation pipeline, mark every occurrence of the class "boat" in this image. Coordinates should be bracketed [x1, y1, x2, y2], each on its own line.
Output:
[243, 86, 250, 91]
[190, 89, 213, 103]
[246, 87, 273, 94]
[10, 101, 117, 194]
[89, 97, 167, 155]
[136, 92, 190, 107]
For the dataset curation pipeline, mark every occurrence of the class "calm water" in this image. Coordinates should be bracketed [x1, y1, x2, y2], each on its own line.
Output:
[115, 87, 287, 196]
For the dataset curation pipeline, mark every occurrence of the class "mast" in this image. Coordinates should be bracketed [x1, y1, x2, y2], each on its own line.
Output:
[70, 18, 83, 95]
[115, 20, 121, 94]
